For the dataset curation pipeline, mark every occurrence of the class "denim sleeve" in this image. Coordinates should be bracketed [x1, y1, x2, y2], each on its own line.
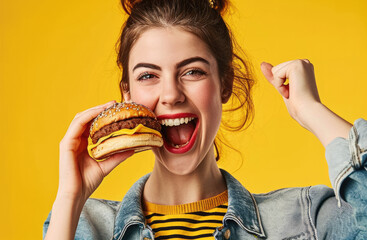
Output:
[322, 118, 367, 236]
[43, 211, 51, 239]
[42, 198, 118, 240]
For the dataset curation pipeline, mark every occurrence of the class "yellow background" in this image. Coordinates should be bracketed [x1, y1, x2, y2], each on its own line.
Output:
[1, 0, 366, 239]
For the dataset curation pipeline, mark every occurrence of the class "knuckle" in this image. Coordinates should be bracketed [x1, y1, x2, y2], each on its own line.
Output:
[73, 114, 81, 122]
[293, 59, 313, 69]
[301, 59, 314, 70]
[60, 131, 73, 147]
[294, 59, 304, 65]
[271, 67, 277, 74]
[59, 138, 67, 148]
[59, 137, 74, 151]
[73, 113, 81, 121]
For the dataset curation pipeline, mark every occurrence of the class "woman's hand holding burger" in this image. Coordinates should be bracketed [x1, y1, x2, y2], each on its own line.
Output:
[57, 100, 135, 203]
[45, 100, 134, 240]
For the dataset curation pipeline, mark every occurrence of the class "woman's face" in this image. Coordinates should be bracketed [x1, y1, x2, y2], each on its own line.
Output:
[128, 27, 223, 175]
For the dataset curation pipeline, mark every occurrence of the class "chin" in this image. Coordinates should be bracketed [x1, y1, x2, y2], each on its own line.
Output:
[152, 148, 204, 176]
[152, 142, 219, 177]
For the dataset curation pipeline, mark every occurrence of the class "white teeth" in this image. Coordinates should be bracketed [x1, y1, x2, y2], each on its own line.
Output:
[168, 119, 174, 126]
[160, 117, 195, 126]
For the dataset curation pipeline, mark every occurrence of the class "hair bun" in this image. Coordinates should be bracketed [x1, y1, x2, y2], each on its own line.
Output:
[210, 0, 229, 15]
[121, 0, 142, 15]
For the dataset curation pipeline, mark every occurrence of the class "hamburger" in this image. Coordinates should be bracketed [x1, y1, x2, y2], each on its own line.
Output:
[87, 102, 163, 161]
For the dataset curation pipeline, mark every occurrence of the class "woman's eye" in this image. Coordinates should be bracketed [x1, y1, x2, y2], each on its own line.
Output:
[184, 69, 207, 77]
[138, 72, 156, 81]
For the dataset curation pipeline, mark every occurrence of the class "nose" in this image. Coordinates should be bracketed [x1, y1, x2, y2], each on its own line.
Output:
[160, 75, 185, 107]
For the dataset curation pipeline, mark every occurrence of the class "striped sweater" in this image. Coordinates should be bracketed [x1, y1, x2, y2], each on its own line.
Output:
[143, 190, 228, 240]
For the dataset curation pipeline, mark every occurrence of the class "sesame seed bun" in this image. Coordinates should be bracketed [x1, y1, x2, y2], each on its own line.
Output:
[88, 102, 163, 161]
[90, 102, 157, 137]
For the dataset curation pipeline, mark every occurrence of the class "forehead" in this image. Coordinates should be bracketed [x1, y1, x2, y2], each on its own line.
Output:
[129, 27, 216, 68]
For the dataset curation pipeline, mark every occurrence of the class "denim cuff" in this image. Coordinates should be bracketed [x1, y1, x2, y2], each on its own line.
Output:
[325, 118, 367, 207]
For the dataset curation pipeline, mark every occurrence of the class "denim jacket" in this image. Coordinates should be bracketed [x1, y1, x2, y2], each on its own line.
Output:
[43, 118, 367, 240]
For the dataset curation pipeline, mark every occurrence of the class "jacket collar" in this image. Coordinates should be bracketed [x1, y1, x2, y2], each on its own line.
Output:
[220, 169, 266, 237]
[113, 173, 149, 240]
[113, 169, 265, 239]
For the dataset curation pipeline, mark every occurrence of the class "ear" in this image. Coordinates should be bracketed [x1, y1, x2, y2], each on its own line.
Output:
[123, 91, 131, 102]
[221, 87, 232, 104]
[221, 77, 233, 104]
[122, 82, 132, 102]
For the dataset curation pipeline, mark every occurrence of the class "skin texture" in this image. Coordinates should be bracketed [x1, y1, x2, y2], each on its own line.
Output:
[44, 26, 353, 240]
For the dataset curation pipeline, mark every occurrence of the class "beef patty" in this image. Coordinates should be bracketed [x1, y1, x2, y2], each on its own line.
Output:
[91, 117, 161, 144]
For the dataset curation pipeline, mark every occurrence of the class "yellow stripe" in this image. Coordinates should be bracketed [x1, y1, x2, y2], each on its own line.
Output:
[143, 190, 228, 214]
[147, 219, 224, 228]
[145, 212, 226, 220]
[154, 229, 214, 238]
[165, 238, 213, 240]
[159, 238, 213, 240]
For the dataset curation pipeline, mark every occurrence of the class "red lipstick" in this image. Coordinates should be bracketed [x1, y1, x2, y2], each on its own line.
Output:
[158, 113, 199, 154]
[157, 113, 197, 120]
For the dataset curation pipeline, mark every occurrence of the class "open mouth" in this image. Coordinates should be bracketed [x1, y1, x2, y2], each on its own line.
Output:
[159, 114, 199, 154]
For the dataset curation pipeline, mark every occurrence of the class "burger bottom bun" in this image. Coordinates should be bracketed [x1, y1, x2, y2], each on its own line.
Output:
[91, 133, 163, 160]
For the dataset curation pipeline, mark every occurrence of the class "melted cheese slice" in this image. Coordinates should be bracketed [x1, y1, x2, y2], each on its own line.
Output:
[87, 124, 162, 160]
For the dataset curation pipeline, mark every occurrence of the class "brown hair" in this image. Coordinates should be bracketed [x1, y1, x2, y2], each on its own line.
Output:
[116, 0, 255, 161]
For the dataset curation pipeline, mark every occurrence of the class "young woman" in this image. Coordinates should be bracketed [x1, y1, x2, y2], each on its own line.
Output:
[43, 0, 367, 239]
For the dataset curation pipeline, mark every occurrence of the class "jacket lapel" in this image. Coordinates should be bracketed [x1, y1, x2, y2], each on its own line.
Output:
[113, 173, 150, 240]
[221, 169, 266, 238]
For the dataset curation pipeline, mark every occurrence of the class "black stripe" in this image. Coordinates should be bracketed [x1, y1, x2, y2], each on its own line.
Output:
[149, 218, 222, 225]
[145, 213, 164, 219]
[156, 233, 213, 240]
[217, 205, 228, 209]
[187, 211, 226, 217]
[153, 226, 216, 233]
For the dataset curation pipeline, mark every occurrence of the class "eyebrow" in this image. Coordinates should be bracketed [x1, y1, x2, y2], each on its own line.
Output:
[132, 57, 210, 72]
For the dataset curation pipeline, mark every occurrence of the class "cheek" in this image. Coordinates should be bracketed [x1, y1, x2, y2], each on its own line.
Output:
[130, 84, 158, 111]
[194, 79, 222, 128]
[195, 81, 222, 118]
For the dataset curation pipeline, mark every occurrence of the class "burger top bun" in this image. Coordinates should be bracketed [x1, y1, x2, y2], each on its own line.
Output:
[89, 102, 157, 137]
